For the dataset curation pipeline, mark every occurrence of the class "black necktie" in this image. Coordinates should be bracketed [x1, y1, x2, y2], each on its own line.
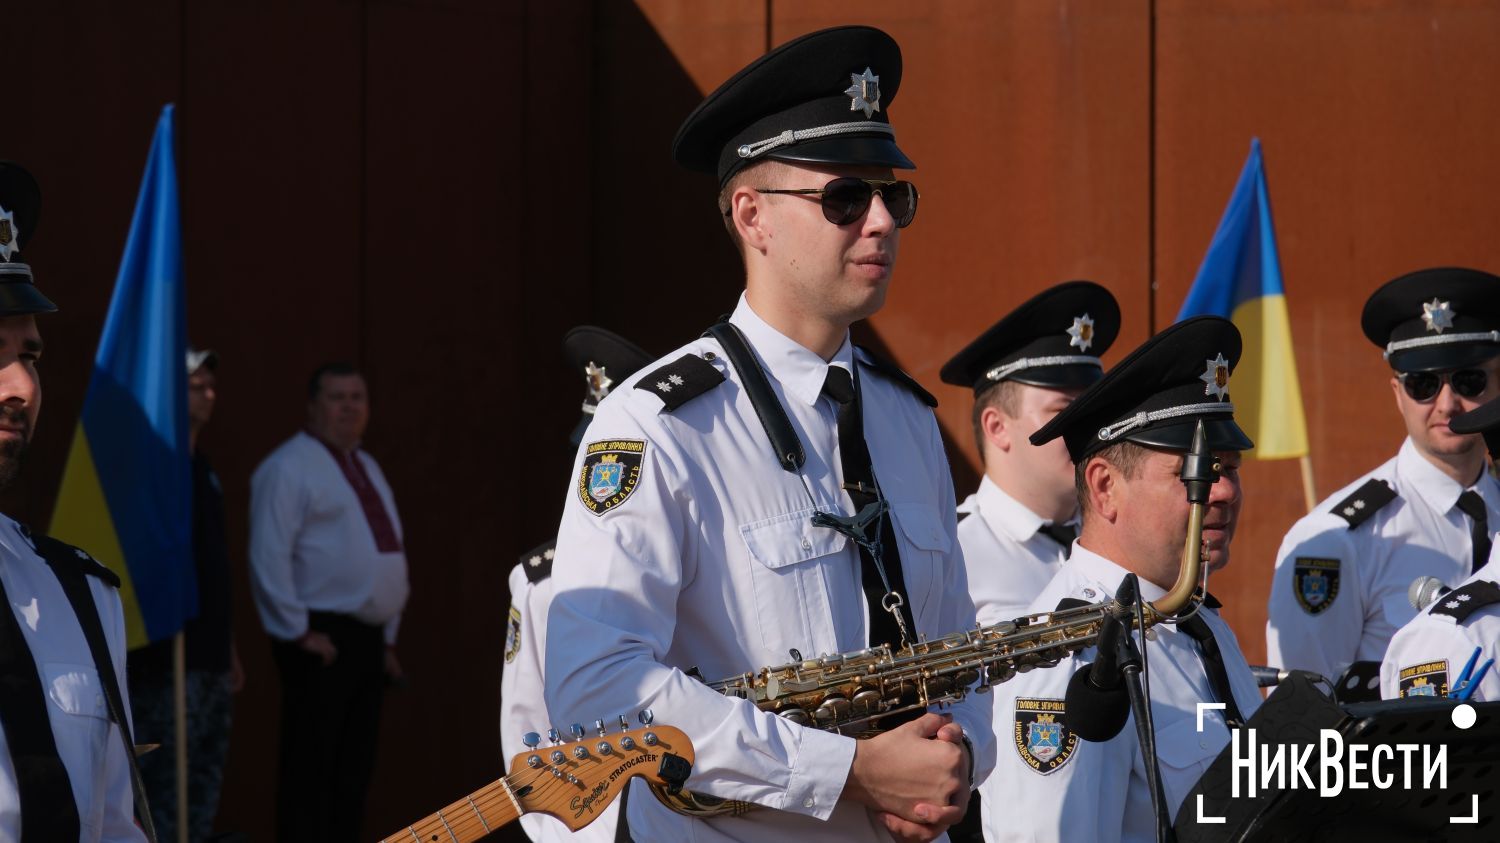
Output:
[1178, 614, 1246, 729]
[1456, 490, 1490, 574]
[0, 570, 83, 839]
[1039, 522, 1077, 557]
[822, 366, 916, 650]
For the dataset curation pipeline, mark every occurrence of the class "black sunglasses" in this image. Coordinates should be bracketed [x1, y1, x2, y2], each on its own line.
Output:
[752, 178, 919, 228]
[1398, 368, 1489, 402]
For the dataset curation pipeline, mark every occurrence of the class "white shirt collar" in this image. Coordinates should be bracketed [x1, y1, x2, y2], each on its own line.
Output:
[1064, 542, 1170, 604]
[728, 293, 855, 407]
[1395, 436, 1494, 515]
[974, 475, 1050, 543]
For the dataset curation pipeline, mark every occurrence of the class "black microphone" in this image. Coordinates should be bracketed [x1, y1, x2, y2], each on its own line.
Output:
[1065, 577, 1139, 742]
[1408, 576, 1450, 612]
[1248, 665, 1290, 687]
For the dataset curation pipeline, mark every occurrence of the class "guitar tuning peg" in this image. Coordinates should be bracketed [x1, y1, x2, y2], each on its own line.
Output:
[619, 714, 630, 732]
[595, 719, 607, 737]
[522, 732, 541, 749]
[638, 708, 654, 727]
[547, 728, 561, 745]
[570, 723, 585, 741]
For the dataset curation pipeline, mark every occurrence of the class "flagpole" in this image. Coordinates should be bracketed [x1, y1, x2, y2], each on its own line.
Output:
[174, 632, 188, 843]
[1299, 454, 1317, 513]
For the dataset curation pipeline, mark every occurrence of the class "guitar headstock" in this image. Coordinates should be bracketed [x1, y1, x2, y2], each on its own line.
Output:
[509, 716, 694, 831]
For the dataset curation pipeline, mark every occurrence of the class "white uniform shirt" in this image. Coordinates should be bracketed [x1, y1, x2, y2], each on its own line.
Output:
[249, 431, 409, 643]
[1380, 564, 1500, 702]
[0, 518, 146, 842]
[544, 295, 995, 843]
[980, 545, 1261, 843]
[502, 562, 619, 843]
[1266, 438, 1500, 680]
[957, 476, 1073, 625]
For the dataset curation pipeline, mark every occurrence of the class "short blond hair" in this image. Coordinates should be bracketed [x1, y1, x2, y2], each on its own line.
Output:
[971, 380, 1024, 463]
[1075, 441, 1150, 520]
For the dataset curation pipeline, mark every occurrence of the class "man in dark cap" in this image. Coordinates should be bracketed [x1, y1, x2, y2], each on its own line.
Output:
[544, 25, 992, 843]
[0, 162, 148, 840]
[941, 281, 1122, 623]
[981, 316, 1260, 842]
[501, 326, 653, 843]
[1267, 268, 1500, 683]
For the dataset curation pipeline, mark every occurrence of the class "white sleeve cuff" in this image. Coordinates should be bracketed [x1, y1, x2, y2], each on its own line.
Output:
[781, 727, 856, 820]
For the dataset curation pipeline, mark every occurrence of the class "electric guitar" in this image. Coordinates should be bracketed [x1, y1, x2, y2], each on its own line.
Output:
[379, 719, 693, 842]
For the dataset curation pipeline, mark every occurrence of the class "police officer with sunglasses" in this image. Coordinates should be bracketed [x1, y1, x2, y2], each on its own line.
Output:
[542, 25, 991, 843]
[1267, 267, 1500, 684]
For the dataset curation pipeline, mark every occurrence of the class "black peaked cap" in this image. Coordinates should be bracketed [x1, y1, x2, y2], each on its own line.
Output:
[673, 25, 914, 185]
[0, 162, 58, 315]
[563, 325, 655, 448]
[1031, 316, 1254, 463]
[941, 281, 1121, 393]
[1361, 267, 1500, 372]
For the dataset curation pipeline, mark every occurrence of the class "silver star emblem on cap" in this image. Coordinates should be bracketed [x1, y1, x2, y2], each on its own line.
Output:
[584, 361, 613, 403]
[845, 67, 881, 119]
[1422, 298, 1455, 333]
[0, 204, 17, 261]
[1200, 353, 1231, 400]
[1067, 314, 1096, 352]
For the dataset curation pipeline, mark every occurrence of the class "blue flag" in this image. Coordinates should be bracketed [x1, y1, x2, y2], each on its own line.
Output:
[52, 104, 196, 647]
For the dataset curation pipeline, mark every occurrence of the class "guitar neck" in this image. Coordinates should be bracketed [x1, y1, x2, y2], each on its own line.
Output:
[379, 777, 522, 843]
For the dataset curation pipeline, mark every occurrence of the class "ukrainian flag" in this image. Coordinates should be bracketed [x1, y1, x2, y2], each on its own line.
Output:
[51, 105, 195, 648]
[1176, 138, 1309, 460]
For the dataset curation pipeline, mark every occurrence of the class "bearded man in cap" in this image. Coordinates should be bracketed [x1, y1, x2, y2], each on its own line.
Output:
[1267, 268, 1500, 683]
[0, 163, 147, 840]
[940, 281, 1121, 624]
[544, 25, 992, 843]
[502, 326, 653, 843]
[981, 317, 1260, 843]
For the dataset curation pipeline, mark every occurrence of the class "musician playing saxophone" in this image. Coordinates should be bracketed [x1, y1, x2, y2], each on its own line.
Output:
[981, 317, 1263, 843]
[543, 26, 992, 843]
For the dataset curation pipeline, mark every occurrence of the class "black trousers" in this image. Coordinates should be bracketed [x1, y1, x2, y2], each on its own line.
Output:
[271, 612, 386, 843]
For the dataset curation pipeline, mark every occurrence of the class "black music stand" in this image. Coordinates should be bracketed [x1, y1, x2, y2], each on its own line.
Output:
[1175, 671, 1499, 842]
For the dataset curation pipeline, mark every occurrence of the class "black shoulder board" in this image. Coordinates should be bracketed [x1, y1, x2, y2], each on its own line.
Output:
[1330, 479, 1397, 529]
[856, 346, 938, 408]
[635, 353, 725, 412]
[31, 533, 122, 589]
[1428, 579, 1500, 624]
[518, 539, 556, 584]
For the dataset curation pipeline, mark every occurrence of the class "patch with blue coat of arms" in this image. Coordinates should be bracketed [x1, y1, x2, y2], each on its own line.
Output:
[1397, 660, 1448, 698]
[577, 439, 646, 516]
[1293, 557, 1340, 615]
[1014, 697, 1077, 775]
[505, 606, 523, 664]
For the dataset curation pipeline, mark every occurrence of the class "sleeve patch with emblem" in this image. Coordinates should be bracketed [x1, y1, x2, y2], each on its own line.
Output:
[1397, 660, 1448, 698]
[1293, 557, 1340, 614]
[1014, 697, 1077, 774]
[504, 606, 523, 664]
[577, 439, 647, 516]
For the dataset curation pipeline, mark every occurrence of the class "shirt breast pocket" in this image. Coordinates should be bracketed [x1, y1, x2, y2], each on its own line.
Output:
[42, 663, 112, 826]
[889, 502, 949, 622]
[1155, 714, 1228, 811]
[740, 508, 848, 654]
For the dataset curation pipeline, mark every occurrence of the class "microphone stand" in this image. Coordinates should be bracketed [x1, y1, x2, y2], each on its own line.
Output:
[1115, 574, 1175, 843]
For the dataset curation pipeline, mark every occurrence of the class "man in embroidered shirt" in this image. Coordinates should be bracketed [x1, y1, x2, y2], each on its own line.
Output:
[250, 361, 409, 843]
[1267, 268, 1500, 683]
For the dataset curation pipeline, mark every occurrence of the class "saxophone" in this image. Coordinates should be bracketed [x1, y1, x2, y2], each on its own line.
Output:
[651, 421, 1221, 818]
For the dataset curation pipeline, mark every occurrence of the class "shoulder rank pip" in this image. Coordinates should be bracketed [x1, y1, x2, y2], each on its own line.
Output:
[31, 533, 122, 589]
[518, 539, 556, 584]
[1330, 478, 1397, 529]
[635, 353, 725, 412]
[1428, 579, 1500, 623]
[857, 345, 938, 408]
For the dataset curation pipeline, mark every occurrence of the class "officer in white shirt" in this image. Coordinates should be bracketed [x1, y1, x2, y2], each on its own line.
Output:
[0, 162, 146, 841]
[1267, 268, 1500, 683]
[939, 281, 1122, 625]
[250, 362, 409, 843]
[981, 316, 1261, 843]
[502, 326, 653, 843]
[544, 26, 993, 843]
[1381, 393, 1500, 703]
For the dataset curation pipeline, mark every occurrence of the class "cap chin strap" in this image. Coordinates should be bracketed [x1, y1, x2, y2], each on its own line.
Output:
[1097, 401, 1235, 442]
[985, 354, 1099, 383]
[737, 121, 895, 160]
[1384, 331, 1500, 360]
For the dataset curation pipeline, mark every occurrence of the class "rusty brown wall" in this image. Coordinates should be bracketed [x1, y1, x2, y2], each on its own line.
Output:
[7, 1, 1500, 839]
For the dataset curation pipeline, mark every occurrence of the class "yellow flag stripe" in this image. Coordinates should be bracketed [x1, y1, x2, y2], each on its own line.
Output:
[1230, 294, 1310, 460]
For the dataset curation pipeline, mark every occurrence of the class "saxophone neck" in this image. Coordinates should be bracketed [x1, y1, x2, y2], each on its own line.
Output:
[1150, 420, 1219, 618]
